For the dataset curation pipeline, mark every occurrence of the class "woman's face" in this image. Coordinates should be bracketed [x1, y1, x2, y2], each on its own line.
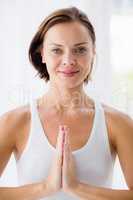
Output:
[41, 21, 95, 89]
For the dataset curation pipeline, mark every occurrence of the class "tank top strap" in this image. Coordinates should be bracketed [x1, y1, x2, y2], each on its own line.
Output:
[30, 98, 37, 118]
[30, 98, 42, 129]
[30, 98, 56, 153]
[94, 99, 115, 162]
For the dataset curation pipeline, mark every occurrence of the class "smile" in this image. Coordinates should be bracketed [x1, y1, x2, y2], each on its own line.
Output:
[58, 71, 79, 77]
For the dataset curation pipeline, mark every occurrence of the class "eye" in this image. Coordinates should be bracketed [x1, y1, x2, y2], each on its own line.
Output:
[73, 47, 88, 55]
[51, 48, 62, 54]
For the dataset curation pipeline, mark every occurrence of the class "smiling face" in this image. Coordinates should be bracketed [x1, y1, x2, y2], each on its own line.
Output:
[41, 21, 95, 89]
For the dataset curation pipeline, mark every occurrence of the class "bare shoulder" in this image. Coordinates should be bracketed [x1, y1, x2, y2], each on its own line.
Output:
[101, 104, 133, 189]
[0, 104, 31, 175]
[0, 104, 31, 150]
[102, 103, 133, 149]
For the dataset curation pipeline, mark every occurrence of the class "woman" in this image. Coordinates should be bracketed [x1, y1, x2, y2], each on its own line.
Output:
[0, 6, 133, 200]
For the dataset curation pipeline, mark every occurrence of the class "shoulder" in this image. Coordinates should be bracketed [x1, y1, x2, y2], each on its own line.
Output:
[102, 103, 133, 149]
[0, 104, 31, 149]
[0, 104, 31, 128]
[101, 103, 133, 189]
[102, 103, 133, 132]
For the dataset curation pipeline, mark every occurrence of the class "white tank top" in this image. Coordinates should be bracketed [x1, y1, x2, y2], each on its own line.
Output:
[15, 98, 116, 200]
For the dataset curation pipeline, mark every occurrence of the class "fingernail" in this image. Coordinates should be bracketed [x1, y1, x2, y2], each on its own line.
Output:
[61, 126, 65, 131]
[59, 126, 66, 134]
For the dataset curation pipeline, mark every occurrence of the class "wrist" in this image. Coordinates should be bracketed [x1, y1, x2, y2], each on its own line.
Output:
[65, 181, 80, 195]
[41, 181, 55, 197]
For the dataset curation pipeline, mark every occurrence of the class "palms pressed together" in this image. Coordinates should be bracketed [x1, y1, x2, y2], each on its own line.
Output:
[46, 125, 79, 195]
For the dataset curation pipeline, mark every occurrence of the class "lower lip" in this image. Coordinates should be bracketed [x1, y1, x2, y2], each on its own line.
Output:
[59, 71, 79, 77]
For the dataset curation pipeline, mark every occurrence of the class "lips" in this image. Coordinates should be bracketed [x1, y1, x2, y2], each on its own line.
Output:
[59, 70, 79, 74]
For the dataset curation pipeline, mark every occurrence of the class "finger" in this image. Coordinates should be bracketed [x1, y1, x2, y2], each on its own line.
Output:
[64, 128, 71, 151]
[56, 126, 65, 162]
[64, 132, 70, 162]
[56, 126, 64, 148]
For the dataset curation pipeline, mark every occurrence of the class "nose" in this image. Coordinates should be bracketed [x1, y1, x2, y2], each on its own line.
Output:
[62, 53, 76, 66]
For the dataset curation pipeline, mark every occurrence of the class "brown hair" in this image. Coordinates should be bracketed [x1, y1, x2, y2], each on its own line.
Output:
[28, 6, 96, 84]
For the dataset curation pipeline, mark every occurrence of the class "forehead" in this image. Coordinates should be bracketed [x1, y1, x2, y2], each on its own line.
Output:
[43, 21, 92, 45]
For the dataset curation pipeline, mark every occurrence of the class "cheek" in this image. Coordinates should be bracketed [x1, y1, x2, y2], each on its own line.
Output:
[45, 56, 60, 73]
[78, 58, 92, 79]
[80, 57, 92, 70]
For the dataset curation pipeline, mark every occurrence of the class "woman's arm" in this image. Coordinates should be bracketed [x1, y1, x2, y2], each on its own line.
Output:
[0, 109, 50, 199]
[0, 108, 65, 199]
[66, 108, 133, 200]
[68, 182, 133, 200]
[0, 182, 51, 200]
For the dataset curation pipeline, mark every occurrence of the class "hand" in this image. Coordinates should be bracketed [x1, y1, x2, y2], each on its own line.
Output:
[62, 126, 79, 193]
[45, 126, 64, 195]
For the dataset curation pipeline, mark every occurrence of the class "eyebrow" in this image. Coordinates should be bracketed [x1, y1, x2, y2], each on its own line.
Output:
[49, 42, 89, 46]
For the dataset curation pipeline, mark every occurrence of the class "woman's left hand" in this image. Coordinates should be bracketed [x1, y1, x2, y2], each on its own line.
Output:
[62, 126, 79, 193]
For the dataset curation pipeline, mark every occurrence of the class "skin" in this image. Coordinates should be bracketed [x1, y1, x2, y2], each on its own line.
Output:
[0, 21, 133, 200]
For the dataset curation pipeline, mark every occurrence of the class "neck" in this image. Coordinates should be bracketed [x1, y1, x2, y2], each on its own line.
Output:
[41, 84, 93, 112]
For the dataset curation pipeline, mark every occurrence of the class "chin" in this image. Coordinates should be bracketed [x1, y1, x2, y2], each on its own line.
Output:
[61, 81, 83, 89]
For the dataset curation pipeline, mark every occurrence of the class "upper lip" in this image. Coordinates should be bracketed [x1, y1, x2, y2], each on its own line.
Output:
[58, 70, 79, 73]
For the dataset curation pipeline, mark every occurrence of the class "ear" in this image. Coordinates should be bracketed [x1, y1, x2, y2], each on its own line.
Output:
[40, 48, 45, 63]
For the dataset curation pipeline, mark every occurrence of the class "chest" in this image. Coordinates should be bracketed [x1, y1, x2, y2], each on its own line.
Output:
[38, 109, 95, 151]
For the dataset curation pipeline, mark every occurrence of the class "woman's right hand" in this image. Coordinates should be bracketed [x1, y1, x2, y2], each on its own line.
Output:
[45, 125, 65, 195]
